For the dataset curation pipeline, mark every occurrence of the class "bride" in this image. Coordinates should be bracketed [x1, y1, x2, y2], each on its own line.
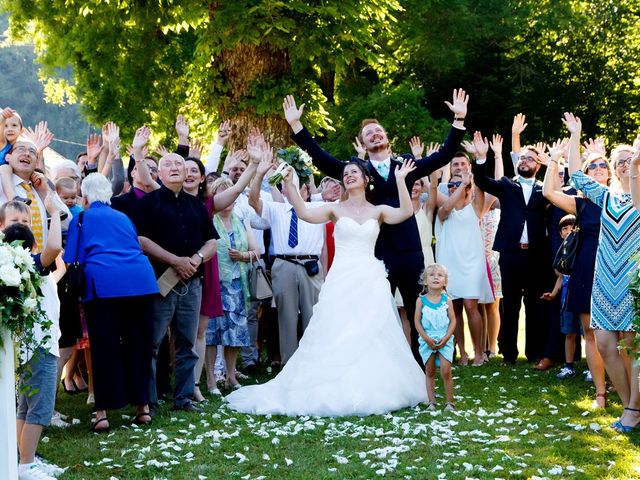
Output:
[226, 159, 427, 417]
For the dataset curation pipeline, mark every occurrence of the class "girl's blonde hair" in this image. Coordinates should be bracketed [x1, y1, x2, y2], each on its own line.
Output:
[210, 177, 233, 195]
[420, 263, 448, 293]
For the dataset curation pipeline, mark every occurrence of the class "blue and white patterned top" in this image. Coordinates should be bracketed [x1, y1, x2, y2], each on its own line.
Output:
[418, 292, 454, 363]
[570, 171, 640, 331]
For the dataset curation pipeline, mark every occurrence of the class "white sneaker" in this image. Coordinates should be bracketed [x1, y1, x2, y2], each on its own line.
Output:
[584, 370, 593, 382]
[35, 457, 65, 477]
[49, 412, 70, 428]
[19, 464, 56, 480]
[86, 393, 95, 405]
[208, 388, 222, 396]
[235, 371, 249, 380]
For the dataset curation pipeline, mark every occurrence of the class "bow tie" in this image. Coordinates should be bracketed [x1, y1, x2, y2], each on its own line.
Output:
[516, 175, 535, 186]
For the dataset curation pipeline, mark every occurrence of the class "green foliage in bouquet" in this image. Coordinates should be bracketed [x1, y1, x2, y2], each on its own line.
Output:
[269, 146, 316, 186]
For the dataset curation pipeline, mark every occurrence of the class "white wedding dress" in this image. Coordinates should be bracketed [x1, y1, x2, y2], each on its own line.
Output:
[226, 217, 426, 417]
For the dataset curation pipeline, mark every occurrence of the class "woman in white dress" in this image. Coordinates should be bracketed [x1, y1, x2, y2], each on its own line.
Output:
[435, 172, 494, 366]
[226, 159, 426, 417]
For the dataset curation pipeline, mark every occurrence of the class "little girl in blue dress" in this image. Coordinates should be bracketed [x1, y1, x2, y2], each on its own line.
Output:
[414, 263, 456, 411]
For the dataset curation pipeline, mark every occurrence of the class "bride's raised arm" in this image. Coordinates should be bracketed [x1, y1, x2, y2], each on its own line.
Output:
[379, 160, 417, 225]
[282, 167, 334, 224]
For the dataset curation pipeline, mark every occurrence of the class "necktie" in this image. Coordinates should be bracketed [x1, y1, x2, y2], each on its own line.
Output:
[288, 209, 298, 248]
[516, 175, 535, 186]
[21, 182, 44, 252]
[376, 162, 389, 181]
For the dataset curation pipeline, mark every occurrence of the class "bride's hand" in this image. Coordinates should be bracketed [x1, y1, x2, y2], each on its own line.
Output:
[282, 166, 294, 184]
[394, 159, 416, 181]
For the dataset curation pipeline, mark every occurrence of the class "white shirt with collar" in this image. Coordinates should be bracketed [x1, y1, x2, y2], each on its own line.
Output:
[475, 158, 533, 245]
[233, 189, 272, 254]
[261, 200, 326, 255]
[0, 174, 49, 239]
[369, 157, 391, 176]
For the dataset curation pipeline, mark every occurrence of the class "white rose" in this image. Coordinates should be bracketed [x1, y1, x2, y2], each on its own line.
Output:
[12, 246, 33, 268]
[0, 245, 12, 267]
[23, 297, 38, 312]
[0, 264, 22, 287]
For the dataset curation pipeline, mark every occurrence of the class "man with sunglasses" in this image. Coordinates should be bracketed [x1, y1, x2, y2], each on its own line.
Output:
[471, 137, 554, 367]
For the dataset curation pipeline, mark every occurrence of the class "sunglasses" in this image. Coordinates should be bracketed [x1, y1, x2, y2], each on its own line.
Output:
[447, 181, 463, 188]
[588, 162, 608, 170]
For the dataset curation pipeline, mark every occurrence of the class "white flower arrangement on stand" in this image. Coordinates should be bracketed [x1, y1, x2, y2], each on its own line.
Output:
[0, 233, 50, 480]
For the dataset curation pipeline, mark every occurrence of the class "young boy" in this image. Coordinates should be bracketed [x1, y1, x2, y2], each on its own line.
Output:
[541, 214, 580, 379]
[54, 177, 82, 218]
[0, 196, 65, 480]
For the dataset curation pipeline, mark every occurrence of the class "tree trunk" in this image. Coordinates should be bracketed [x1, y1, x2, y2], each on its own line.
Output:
[218, 44, 292, 150]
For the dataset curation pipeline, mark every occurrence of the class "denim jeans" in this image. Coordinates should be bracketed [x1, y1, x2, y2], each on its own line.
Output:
[149, 277, 202, 407]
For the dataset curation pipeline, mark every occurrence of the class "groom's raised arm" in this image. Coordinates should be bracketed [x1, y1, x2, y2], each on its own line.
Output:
[412, 89, 470, 178]
[284, 95, 345, 180]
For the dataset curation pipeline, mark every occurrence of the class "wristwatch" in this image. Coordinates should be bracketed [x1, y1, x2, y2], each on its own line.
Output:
[196, 251, 204, 263]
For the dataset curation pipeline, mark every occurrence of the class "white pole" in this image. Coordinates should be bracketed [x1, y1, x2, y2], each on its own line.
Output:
[0, 329, 18, 480]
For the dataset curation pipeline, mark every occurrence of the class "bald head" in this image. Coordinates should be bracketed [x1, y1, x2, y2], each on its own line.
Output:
[158, 153, 186, 192]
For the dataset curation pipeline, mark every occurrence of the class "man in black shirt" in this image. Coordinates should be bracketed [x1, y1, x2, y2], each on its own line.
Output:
[136, 152, 217, 412]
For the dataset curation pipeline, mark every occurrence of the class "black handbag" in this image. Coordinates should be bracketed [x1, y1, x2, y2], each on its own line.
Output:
[553, 202, 586, 275]
[64, 211, 85, 300]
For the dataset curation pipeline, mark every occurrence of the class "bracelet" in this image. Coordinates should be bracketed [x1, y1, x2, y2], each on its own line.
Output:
[549, 159, 558, 164]
[631, 174, 640, 179]
[454, 117, 465, 122]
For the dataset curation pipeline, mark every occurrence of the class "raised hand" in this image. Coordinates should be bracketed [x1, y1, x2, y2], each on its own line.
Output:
[461, 140, 477, 156]
[175, 114, 189, 143]
[426, 142, 441, 156]
[132, 125, 151, 150]
[444, 88, 468, 119]
[43, 191, 60, 216]
[490, 134, 503, 157]
[257, 152, 276, 176]
[583, 137, 606, 157]
[561, 112, 582, 134]
[1, 107, 16, 119]
[472, 131, 489, 158]
[216, 120, 232, 146]
[532, 142, 547, 156]
[189, 138, 203, 160]
[409, 136, 424, 158]
[461, 172, 473, 186]
[103, 121, 120, 157]
[25, 121, 54, 154]
[632, 133, 640, 167]
[548, 138, 569, 163]
[352, 136, 366, 158]
[283, 95, 305, 130]
[30, 171, 48, 196]
[512, 113, 528, 135]
[86, 133, 102, 162]
[155, 145, 170, 158]
[394, 159, 417, 182]
[247, 130, 266, 163]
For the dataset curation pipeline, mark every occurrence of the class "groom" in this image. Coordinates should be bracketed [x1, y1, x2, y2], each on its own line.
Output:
[283, 89, 469, 365]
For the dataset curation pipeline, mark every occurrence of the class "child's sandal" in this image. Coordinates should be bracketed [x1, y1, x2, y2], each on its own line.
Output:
[443, 402, 456, 412]
[426, 402, 437, 411]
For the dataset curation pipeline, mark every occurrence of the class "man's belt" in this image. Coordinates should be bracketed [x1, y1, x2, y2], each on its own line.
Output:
[274, 254, 319, 260]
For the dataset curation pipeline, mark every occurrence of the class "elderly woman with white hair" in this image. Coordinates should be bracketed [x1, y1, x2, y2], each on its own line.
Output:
[63, 173, 159, 432]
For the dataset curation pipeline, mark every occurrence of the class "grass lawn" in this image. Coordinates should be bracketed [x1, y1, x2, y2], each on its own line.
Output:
[41, 356, 640, 480]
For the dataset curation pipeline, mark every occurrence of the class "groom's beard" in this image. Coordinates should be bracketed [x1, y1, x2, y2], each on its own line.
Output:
[368, 143, 389, 155]
[516, 165, 536, 178]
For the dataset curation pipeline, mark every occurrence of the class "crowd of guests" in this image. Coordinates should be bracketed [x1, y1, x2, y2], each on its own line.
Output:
[2, 96, 640, 479]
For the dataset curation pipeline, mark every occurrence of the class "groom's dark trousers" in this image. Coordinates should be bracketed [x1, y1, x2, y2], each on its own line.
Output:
[292, 125, 465, 366]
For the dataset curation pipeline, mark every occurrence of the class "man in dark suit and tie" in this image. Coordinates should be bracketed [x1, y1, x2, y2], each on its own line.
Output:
[282, 90, 469, 364]
[471, 133, 554, 366]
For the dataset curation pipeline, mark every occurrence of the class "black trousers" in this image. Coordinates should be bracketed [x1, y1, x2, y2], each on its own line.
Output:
[498, 249, 554, 363]
[385, 250, 424, 367]
[84, 295, 154, 411]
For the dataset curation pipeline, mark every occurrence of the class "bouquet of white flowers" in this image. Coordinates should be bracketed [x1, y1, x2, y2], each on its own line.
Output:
[0, 234, 49, 356]
[268, 146, 316, 186]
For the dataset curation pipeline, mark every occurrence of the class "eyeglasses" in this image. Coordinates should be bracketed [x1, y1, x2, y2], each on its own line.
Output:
[617, 157, 631, 167]
[13, 145, 37, 156]
[519, 155, 537, 163]
[588, 161, 608, 170]
[447, 181, 462, 188]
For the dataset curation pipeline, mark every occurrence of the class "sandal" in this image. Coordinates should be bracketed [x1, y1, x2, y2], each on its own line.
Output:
[426, 402, 437, 411]
[611, 407, 640, 433]
[443, 402, 456, 412]
[133, 413, 152, 425]
[91, 417, 110, 433]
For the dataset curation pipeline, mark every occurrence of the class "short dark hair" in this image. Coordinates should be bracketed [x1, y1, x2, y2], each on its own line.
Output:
[558, 214, 576, 231]
[2, 223, 35, 250]
[452, 151, 470, 162]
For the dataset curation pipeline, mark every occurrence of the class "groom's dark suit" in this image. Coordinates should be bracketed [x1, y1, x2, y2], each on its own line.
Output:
[292, 126, 465, 364]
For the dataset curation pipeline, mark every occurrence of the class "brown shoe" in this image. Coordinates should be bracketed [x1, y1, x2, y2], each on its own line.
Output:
[534, 358, 554, 371]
